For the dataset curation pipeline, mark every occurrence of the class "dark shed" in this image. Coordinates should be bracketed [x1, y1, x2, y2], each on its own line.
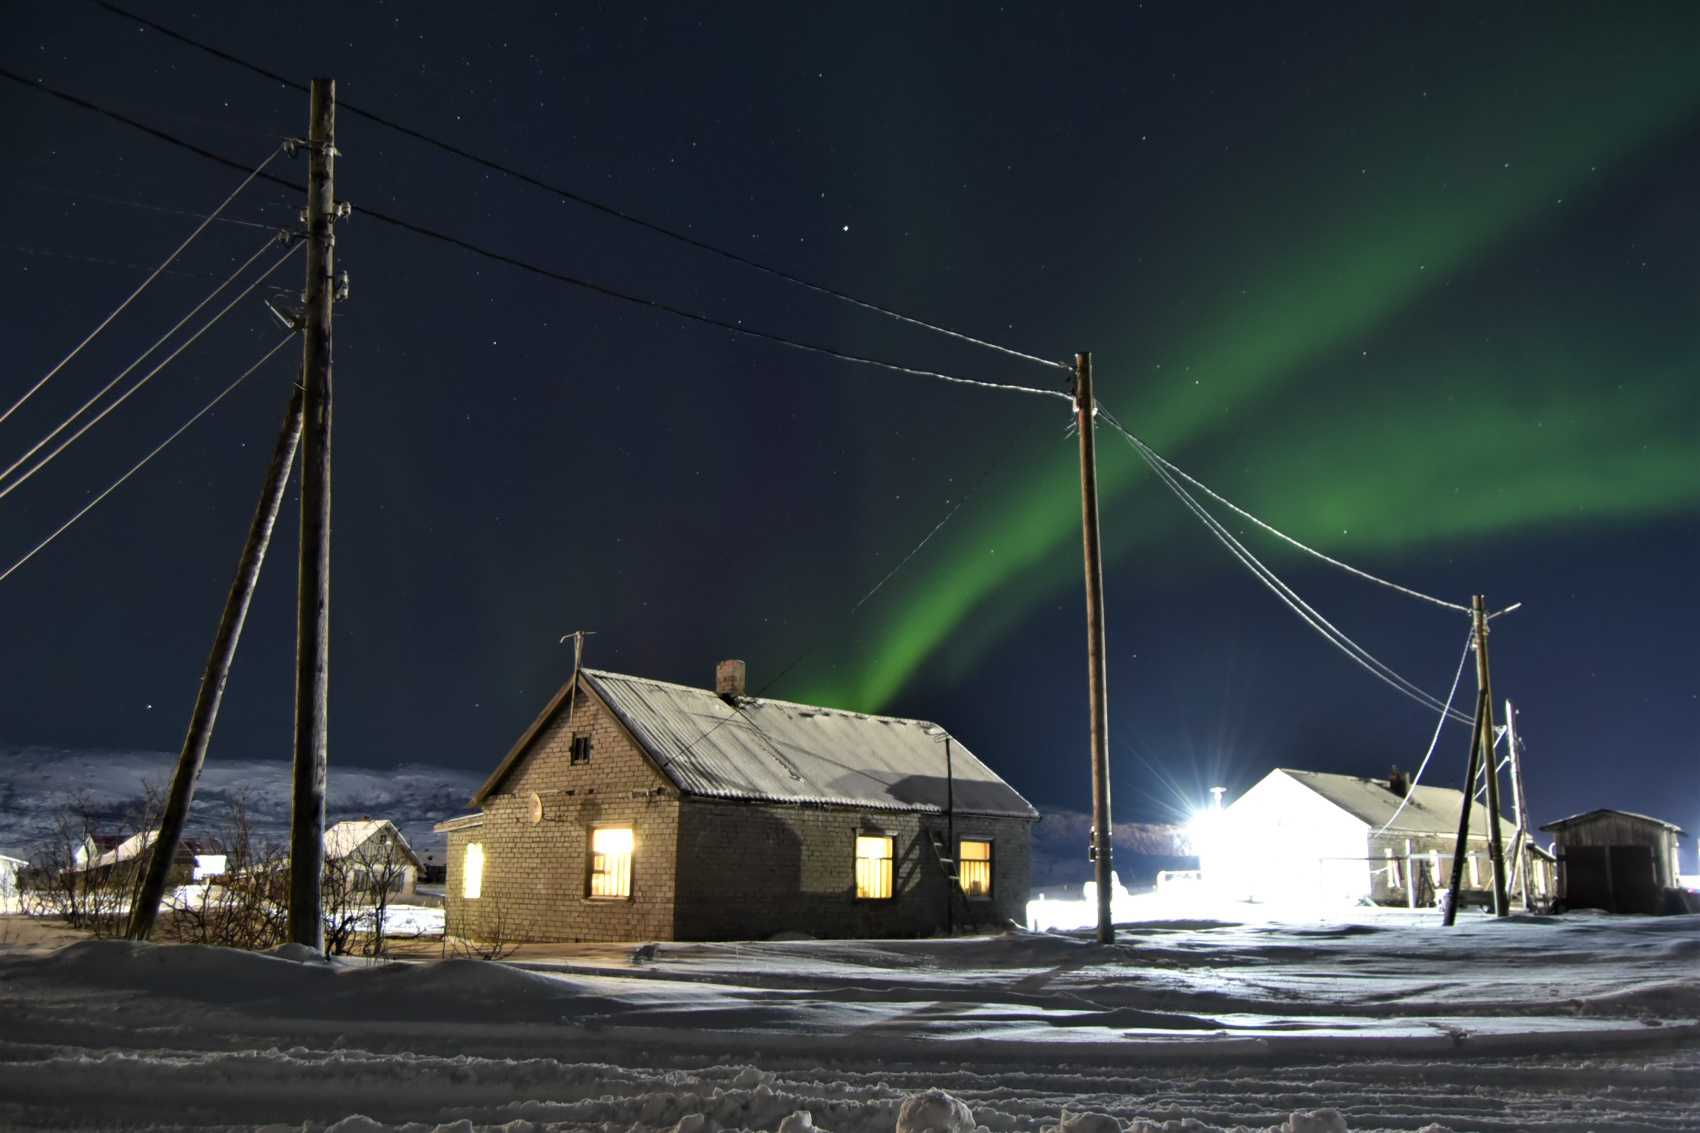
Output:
[1539, 809, 1687, 915]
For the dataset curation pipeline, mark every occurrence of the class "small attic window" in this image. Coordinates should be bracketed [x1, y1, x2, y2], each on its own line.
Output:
[570, 735, 592, 764]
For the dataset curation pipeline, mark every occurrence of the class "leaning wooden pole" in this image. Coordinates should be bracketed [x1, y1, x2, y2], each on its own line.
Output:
[1074, 352, 1115, 944]
[1505, 698, 1533, 910]
[1473, 597, 1510, 917]
[126, 377, 306, 941]
[289, 78, 336, 950]
[1442, 684, 1488, 927]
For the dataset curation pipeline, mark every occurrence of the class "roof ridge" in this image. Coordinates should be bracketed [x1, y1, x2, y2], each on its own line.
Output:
[583, 667, 946, 731]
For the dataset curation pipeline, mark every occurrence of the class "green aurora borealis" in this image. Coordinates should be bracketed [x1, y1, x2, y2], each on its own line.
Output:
[791, 10, 1700, 712]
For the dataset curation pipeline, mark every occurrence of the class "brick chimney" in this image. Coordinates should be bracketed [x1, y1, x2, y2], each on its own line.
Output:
[1388, 764, 1410, 797]
[716, 659, 747, 698]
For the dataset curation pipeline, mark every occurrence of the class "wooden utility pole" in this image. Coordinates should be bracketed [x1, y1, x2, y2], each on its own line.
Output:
[1505, 698, 1532, 910]
[1074, 352, 1115, 944]
[1443, 596, 1510, 923]
[290, 78, 336, 950]
[126, 378, 306, 941]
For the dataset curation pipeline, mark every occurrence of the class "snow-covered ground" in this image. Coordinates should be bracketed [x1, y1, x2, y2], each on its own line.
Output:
[0, 913, 1693, 1133]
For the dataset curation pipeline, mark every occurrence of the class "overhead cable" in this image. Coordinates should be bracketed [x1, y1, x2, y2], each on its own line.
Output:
[1130, 433, 1470, 613]
[0, 333, 296, 584]
[0, 175, 279, 229]
[0, 239, 300, 501]
[87, 1, 1072, 374]
[1102, 409, 1473, 724]
[3, 70, 1069, 406]
[358, 208, 1074, 402]
[0, 137, 280, 427]
[1374, 626, 1475, 835]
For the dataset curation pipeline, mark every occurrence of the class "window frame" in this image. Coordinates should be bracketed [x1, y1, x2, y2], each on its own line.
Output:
[586, 825, 634, 900]
[854, 832, 895, 900]
[570, 734, 592, 764]
[463, 842, 484, 900]
[957, 837, 993, 900]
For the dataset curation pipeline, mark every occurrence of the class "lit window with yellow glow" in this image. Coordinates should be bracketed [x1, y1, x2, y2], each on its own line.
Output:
[463, 843, 484, 900]
[855, 835, 894, 899]
[958, 839, 992, 899]
[589, 827, 634, 898]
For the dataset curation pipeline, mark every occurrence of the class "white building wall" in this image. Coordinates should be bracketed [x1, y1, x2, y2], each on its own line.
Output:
[1196, 771, 1371, 904]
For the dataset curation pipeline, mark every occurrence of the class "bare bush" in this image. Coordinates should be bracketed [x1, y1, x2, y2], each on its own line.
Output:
[323, 827, 414, 958]
[445, 898, 517, 961]
[22, 787, 161, 936]
[157, 795, 288, 950]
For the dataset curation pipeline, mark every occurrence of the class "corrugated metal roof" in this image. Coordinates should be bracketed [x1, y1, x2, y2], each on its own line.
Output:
[1278, 769, 1518, 839]
[583, 668, 1038, 819]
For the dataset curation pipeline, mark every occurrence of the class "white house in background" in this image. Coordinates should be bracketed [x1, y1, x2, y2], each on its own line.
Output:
[1193, 768, 1543, 908]
[324, 819, 424, 897]
[0, 853, 25, 912]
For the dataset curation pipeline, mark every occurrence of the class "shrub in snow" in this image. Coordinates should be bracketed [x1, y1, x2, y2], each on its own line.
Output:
[897, 1091, 976, 1133]
[1126, 1120, 1215, 1133]
[1279, 1112, 1347, 1133]
[671, 1116, 709, 1133]
[780, 1109, 820, 1133]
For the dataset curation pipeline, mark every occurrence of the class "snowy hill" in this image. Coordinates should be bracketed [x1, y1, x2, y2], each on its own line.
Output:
[0, 748, 483, 860]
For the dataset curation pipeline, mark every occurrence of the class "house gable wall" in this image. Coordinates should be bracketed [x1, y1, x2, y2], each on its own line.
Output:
[445, 690, 679, 943]
[1205, 770, 1371, 902]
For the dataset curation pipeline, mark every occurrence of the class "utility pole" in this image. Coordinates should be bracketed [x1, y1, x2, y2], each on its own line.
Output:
[1074, 352, 1115, 944]
[290, 78, 336, 950]
[1505, 698, 1532, 910]
[1443, 596, 1510, 923]
[127, 377, 306, 941]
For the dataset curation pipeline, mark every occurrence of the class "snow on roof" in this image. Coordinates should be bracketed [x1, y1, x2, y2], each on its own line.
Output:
[324, 820, 424, 868]
[482, 668, 1036, 818]
[1276, 768, 1518, 839]
[585, 669, 1037, 818]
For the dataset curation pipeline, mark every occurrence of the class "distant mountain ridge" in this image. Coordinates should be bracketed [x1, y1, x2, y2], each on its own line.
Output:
[0, 747, 483, 860]
[0, 749, 1194, 890]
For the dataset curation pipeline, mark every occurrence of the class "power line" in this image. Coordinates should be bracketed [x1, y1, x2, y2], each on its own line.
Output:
[0, 334, 296, 585]
[87, 0, 1072, 375]
[358, 207, 1073, 402]
[1374, 626, 1475, 836]
[0, 137, 281, 427]
[0, 238, 299, 501]
[2, 68, 1070, 405]
[0, 241, 233, 280]
[0, 175, 279, 229]
[1101, 408, 1473, 724]
[1127, 433, 1471, 613]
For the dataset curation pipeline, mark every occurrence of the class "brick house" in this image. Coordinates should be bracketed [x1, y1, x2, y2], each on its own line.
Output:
[436, 661, 1037, 943]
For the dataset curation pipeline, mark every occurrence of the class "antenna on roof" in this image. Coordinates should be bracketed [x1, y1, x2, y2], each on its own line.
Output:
[560, 629, 596, 724]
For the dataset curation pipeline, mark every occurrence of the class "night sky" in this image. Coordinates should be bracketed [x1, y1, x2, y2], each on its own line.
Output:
[1, 5, 1694, 844]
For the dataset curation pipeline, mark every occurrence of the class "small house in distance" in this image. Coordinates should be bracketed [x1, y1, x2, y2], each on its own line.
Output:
[325, 819, 425, 899]
[437, 661, 1037, 942]
[1540, 809, 1689, 915]
[1195, 767, 1550, 908]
